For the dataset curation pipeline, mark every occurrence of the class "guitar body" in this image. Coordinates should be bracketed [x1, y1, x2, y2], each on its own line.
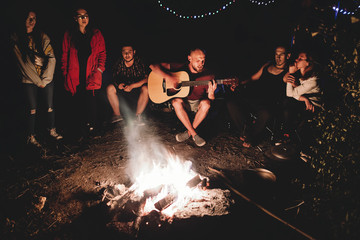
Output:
[148, 71, 190, 104]
[148, 70, 237, 104]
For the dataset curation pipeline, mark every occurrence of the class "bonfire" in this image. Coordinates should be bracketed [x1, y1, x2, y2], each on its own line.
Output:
[102, 150, 232, 235]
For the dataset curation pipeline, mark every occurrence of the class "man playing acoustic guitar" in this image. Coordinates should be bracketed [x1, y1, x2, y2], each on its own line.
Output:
[150, 48, 217, 147]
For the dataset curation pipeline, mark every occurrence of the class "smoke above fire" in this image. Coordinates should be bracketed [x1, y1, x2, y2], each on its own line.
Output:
[123, 116, 177, 183]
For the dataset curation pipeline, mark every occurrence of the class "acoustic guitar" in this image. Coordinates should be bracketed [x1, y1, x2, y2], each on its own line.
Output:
[148, 71, 238, 104]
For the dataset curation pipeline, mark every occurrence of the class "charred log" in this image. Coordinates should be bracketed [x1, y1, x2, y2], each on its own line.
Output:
[154, 193, 178, 211]
[186, 175, 202, 188]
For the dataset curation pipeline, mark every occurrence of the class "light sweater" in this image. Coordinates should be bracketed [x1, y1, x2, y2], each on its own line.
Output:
[286, 76, 322, 107]
[11, 32, 56, 87]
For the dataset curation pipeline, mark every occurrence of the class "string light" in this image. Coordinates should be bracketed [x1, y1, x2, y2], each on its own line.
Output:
[157, 0, 236, 19]
[332, 3, 360, 16]
[249, 0, 275, 6]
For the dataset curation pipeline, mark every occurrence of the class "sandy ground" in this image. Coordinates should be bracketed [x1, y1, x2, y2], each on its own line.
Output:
[0, 109, 318, 240]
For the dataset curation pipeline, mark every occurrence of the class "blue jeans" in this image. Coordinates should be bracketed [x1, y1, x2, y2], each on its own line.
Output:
[23, 81, 55, 135]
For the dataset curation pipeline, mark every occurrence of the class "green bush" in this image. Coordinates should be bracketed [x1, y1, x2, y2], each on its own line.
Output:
[303, 18, 360, 239]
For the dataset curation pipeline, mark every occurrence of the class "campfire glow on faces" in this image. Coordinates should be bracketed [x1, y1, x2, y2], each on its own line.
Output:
[124, 156, 207, 217]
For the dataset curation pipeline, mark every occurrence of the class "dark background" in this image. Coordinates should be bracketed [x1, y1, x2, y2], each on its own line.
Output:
[2, 0, 324, 76]
[0, 0, 338, 148]
[0, 2, 358, 239]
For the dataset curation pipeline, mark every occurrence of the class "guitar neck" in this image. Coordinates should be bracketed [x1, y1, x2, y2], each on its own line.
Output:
[182, 79, 233, 87]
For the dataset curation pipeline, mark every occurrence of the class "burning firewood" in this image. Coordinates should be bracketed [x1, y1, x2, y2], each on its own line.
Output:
[154, 193, 178, 211]
[143, 185, 164, 198]
[186, 175, 202, 188]
[186, 175, 210, 189]
[102, 157, 234, 237]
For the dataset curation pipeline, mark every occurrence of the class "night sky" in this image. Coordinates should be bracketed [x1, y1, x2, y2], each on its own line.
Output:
[2, 0, 316, 77]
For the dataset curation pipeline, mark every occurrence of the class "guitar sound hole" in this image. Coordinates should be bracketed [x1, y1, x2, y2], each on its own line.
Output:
[167, 88, 180, 96]
[162, 79, 166, 93]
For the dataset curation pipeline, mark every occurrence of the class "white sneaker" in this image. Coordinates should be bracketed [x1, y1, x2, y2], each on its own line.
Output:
[135, 115, 145, 126]
[86, 123, 94, 132]
[27, 135, 42, 147]
[49, 128, 63, 140]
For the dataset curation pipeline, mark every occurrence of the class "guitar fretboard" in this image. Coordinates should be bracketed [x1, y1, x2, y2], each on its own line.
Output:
[181, 79, 235, 87]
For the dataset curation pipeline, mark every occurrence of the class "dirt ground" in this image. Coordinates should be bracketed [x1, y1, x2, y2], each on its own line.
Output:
[0, 107, 319, 240]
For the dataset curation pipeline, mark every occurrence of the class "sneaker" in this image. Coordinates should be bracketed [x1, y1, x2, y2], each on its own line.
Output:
[86, 123, 94, 132]
[135, 115, 145, 126]
[176, 131, 190, 142]
[27, 135, 42, 147]
[111, 115, 123, 123]
[50, 128, 63, 140]
[192, 135, 206, 147]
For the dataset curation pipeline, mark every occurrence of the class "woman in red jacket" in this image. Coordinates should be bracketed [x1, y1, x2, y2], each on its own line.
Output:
[61, 7, 106, 135]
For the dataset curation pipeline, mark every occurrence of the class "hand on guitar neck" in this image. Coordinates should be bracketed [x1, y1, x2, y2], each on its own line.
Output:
[230, 77, 240, 91]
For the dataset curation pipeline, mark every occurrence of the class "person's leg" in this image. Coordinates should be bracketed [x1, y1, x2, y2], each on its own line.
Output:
[42, 82, 63, 139]
[192, 99, 210, 130]
[275, 97, 306, 145]
[246, 106, 271, 145]
[23, 83, 38, 136]
[106, 84, 121, 116]
[42, 81, 55, 129]
[172, 98, 197, 137]
[118, 89, 139, 120]
[296, 105, 319, 150]
[282, 97, 304, 135]
[281, 97, 292, 135]
[85, 90, 99, 129]
[136, 85, 149, 116]
[23, 83, 42, 146]
[226, 97, 248, 137]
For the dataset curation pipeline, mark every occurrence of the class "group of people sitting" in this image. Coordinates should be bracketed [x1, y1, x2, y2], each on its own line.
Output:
[226, 46, 322, 150]
[11, 7, 323, 153]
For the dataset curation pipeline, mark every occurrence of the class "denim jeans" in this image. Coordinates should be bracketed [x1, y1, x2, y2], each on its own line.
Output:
[23, 81, 55, 135]
[226, 95, 274, 145]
